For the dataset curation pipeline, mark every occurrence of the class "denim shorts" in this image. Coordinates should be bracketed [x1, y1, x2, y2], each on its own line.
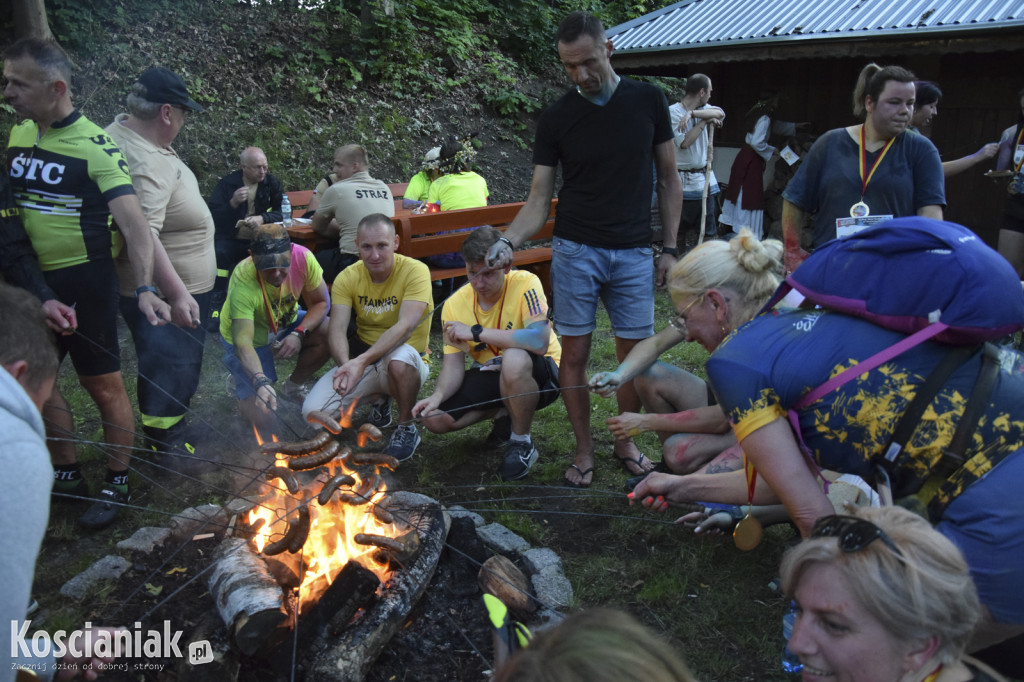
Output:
[221, 311, 305, 400]
[549, 236, 654, 338]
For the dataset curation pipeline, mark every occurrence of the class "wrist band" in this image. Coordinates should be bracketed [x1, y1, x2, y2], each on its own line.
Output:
[289, 330, 303, 343]
[661, 246, 679, 257]
[135, 285, 158, 298]
[497, 236, 514, 250]
[253, 375, 274, 391]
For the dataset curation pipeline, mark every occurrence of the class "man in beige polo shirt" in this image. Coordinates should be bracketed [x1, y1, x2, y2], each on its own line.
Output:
[311, 144, 395, 283]
[106, 67, 215, 472]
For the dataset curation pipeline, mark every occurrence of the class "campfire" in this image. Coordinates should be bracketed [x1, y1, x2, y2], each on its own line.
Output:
[246, 400, 400, 610]
[207, 402, 450, 680]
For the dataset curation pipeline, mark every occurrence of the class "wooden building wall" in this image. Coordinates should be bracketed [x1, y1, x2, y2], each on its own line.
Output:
[631, 50, 1021, 247]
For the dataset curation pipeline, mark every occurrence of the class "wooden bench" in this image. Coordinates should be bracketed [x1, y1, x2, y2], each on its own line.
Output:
[392, 200, 557, 296]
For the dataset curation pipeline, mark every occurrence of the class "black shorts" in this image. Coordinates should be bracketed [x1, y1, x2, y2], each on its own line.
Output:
[1002, 194, 1024, 234]
[439, 354, 560, 421]
[44, 260, 121, 376]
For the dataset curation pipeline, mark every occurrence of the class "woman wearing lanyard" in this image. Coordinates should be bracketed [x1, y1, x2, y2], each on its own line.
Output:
[781, 64, 945, 273]
[996, 88, 1024, 277]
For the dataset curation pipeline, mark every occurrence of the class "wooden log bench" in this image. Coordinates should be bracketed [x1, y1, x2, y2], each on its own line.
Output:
[391, 200, 557, 297]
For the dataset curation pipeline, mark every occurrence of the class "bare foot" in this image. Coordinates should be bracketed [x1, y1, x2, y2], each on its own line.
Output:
[614, 439, 655, 476]
[565, 452, 595, 487]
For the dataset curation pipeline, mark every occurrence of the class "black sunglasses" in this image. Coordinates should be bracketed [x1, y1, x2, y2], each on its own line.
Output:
[810, 515, 903, 557]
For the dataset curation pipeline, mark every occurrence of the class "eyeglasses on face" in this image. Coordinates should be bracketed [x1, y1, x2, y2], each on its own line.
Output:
[668, 292, 704, 335]
[810, 515, 903, 557]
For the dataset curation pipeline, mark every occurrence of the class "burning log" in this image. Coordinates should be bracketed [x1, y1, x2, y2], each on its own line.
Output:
[208, 537, 288, 656]
[264, 561, 381, 678]
[308, 492, 450, 682]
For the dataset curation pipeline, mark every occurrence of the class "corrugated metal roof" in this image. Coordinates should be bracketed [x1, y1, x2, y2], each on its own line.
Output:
[608, 0, 1024, 53]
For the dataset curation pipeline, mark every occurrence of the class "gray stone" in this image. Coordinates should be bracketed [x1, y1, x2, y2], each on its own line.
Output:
[168, 504, 228, 541]
[530, 572, 573, 610]
[477, 523, 530, 555]
[533, 609, 566, 628]
[116, 526, 172, 555]
[60, 555, 132, 600]
[521, 547, 562, 576]
[446, 505, 485, 527]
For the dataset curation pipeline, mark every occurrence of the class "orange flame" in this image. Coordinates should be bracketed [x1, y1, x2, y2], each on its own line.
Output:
[245, 431, 395, 609]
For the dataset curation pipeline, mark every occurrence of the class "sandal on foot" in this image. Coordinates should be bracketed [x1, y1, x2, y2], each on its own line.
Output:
[624, 460, 671, 491]
[616, 452, 655, 476]
[564, 464, 594, 489]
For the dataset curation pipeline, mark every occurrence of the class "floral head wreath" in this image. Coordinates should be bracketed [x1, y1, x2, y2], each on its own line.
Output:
[439, 133, 479, 175]
[421, 146, 442, 172]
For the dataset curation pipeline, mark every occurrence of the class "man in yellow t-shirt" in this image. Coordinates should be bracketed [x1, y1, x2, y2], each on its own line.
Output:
[303, 213, 432, 461]
[413, 226, 560, 480]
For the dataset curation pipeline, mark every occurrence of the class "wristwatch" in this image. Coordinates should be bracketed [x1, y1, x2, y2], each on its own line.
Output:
[471, 324, 486, 351]
[661, 246, 679, 257]
[135, 285, 158, 298]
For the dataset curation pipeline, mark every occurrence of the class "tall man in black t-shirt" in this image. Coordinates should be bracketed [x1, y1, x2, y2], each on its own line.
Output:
[489, 11, 682, 487]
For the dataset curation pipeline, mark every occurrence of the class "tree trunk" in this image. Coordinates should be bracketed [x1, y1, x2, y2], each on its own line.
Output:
[12, 0, 54, 41]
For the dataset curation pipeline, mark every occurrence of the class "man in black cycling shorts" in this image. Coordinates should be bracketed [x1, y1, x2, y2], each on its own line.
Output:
[4, 38, 170, 529]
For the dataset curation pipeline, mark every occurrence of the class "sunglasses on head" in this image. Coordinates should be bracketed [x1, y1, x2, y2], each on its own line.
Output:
[810, 515, 903, 557]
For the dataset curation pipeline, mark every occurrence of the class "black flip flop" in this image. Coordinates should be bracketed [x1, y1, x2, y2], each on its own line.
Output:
[565, 464, 594, 488]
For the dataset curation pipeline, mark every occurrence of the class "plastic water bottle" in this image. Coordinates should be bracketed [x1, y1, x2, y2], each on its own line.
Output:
[281, 194, 292, 228]
[781, 601, 803, 675]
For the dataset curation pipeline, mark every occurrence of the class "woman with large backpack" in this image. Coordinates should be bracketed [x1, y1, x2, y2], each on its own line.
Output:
[634, 217, 1024, 656]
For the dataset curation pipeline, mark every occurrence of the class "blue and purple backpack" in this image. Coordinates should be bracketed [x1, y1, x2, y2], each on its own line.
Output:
[762, 217, 1024, 512]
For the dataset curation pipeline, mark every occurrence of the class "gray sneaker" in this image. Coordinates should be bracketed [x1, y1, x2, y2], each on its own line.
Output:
[499, 441, 539, 481]
[368, 397, 393, 429]
[385, 423, 420, 462]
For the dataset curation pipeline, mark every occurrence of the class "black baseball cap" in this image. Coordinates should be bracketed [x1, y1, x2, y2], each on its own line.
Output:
[135, 67, 204, 112]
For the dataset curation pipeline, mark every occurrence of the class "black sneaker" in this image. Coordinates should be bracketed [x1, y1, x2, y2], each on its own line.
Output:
[499, 441, 539, 481]
[51, 477, 90, 504]
[368, 397, 393, 429]
[384, 424, 420, 462]
[79, 487, 130, 530]
[484, 414, 511, 448]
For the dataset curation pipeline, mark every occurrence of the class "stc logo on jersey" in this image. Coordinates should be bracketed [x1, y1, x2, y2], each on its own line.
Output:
[9, 154, 66, 185]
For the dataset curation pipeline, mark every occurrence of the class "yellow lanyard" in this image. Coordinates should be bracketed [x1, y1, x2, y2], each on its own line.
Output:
[858, 125, 896, 199]
[256, 270, 284, 336]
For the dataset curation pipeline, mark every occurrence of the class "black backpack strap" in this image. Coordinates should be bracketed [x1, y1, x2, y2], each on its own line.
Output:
[875, 345, 977, 495]
[924, 343, 1003, 520]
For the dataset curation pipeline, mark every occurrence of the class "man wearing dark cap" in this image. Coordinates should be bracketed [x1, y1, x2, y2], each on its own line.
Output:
[4, 37, 172, 529]
[105, 66, 215, 472]
[218, 224, 331, 437]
